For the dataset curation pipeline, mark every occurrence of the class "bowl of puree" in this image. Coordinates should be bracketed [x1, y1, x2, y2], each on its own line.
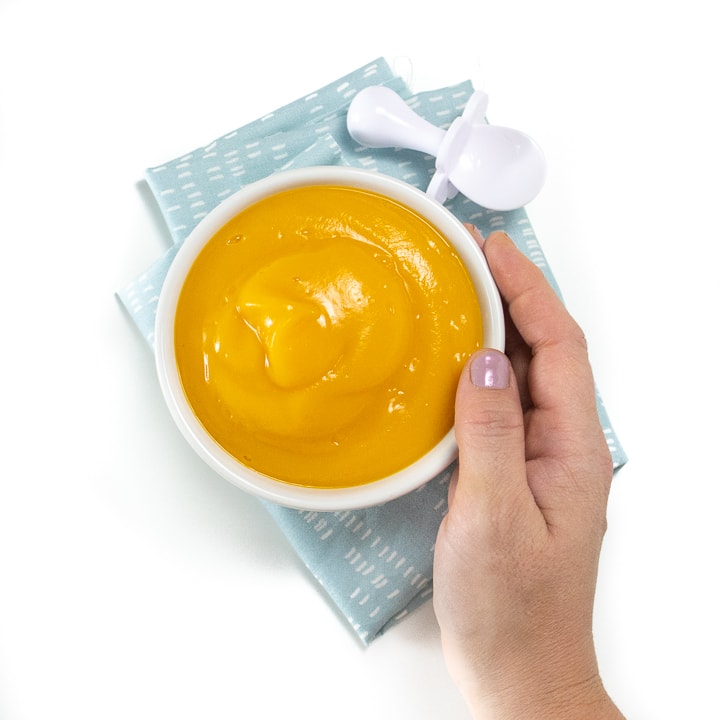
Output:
[155, 166, 504, 510]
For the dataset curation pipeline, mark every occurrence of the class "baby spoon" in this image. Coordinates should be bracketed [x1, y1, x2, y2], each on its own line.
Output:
[346, 85, 546, 211]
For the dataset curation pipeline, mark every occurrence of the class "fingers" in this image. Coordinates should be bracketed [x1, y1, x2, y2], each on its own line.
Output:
[451, 227, 538, 519]
[482, 231, 600, 441]
[455, 229, 612, 528]
[480, 231, 613, 522]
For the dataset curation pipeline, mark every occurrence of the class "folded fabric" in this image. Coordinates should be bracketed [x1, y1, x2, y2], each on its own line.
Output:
[117, 57, 627, 645]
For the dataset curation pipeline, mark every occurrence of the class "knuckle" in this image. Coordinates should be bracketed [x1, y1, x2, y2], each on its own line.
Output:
[456, 405, 524, 444]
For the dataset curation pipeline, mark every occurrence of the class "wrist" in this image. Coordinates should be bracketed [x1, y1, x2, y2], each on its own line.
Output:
[444, 633, 623, 720]
[461, 670, 624, 720]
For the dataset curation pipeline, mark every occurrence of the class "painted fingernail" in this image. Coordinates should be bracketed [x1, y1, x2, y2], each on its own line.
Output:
[470, 350, 510, 389]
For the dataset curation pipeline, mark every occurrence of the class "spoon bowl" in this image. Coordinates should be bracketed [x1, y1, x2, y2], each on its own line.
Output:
[446, 123, 546, 211]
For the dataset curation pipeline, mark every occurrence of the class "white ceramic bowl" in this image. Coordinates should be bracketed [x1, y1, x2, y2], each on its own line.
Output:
[155, 166, 504, 511]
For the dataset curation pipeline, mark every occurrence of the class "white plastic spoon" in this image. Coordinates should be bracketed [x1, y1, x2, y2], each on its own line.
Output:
[346, 85, 546, 211]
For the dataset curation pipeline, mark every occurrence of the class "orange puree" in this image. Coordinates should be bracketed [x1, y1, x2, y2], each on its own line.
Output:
[174, 185, 482, 488]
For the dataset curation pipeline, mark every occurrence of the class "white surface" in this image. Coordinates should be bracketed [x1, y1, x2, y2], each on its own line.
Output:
[0, 1, 717, 718]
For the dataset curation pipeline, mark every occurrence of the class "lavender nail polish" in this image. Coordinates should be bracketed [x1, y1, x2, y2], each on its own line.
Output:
[470, 350, 510, 389]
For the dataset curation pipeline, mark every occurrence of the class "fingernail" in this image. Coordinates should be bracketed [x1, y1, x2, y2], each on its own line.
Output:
[465, 224, 485, 247]
[470, 350, 510, 389]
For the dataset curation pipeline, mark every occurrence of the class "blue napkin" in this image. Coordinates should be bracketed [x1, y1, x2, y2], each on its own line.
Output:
[117, 57, 627, 644]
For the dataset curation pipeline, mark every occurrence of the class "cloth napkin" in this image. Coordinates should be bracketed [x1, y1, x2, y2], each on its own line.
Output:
[117, 57, 627, 645]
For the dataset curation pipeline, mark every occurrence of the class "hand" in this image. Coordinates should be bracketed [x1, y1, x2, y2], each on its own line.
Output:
[433, 230, 623, 719]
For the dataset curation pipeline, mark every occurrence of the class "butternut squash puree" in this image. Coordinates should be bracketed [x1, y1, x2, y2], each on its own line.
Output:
[175, 185, 482, 488]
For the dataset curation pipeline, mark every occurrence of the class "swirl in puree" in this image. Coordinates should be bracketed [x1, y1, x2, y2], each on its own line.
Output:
[175, 185, 483, 488]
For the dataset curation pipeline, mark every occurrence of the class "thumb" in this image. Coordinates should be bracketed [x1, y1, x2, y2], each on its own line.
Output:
[452, 349, 532, 516]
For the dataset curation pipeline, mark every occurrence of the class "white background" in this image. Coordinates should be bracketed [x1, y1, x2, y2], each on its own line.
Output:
[1, 1, 718, 718]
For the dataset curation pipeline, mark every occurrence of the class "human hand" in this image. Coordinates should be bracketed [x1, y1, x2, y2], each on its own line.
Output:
[433, 230, 623, 719]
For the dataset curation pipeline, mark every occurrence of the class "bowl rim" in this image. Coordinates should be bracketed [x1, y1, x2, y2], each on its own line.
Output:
[154, 166, 505, 511]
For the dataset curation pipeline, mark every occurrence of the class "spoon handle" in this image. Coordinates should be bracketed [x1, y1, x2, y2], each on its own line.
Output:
[346, 86, 446, 156]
